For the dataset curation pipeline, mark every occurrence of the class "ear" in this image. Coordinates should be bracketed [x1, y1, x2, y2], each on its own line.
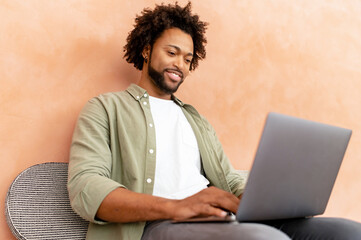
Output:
[142, 45, 151, 63]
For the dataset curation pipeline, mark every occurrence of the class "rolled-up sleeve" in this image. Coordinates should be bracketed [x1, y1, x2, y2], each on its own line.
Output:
[67, 98, 125, 224]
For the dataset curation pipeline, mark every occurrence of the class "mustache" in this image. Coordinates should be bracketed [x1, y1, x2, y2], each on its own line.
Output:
[164, 67, 184, 79]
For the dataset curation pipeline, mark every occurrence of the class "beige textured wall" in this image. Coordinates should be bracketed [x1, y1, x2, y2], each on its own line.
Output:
[1, 0, 361, 238]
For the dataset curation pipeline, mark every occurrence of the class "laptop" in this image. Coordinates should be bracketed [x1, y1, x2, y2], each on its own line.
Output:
[174, 112, 352, 223]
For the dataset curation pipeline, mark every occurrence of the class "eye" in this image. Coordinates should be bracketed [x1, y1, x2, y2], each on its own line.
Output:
[168, 51, 176, 56]
[185, 59, 192, 64]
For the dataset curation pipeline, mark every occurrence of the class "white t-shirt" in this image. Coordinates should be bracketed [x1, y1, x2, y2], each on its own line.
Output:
[149, 96, 209, 200]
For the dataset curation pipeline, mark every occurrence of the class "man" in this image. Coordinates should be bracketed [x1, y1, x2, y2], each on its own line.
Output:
[68, 3, 361, 240]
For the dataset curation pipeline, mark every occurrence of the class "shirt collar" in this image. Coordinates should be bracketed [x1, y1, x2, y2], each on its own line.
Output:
[126, 83, 185, 107]
[171, 95, 184, 107]
[126, 83, 148, 100]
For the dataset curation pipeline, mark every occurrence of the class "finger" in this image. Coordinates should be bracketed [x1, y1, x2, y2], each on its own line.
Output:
[194, 187, 240, 213]
[208, 190, 240, 213]
[202, 205, 228, 218]
[225, 195, 240, 213]
[208, 187, 240, 203]
[212, 198, 239, 214]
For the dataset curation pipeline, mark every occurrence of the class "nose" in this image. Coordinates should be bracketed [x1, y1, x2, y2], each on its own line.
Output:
[173, 56, 185, 71]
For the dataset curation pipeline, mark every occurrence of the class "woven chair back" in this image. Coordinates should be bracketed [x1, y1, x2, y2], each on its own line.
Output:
[5, 162, 88, 240]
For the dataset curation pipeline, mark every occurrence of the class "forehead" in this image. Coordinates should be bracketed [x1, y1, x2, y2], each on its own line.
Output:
[153, 28, 194, 54]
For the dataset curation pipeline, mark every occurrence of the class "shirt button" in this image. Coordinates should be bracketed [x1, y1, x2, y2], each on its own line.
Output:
[146, 178, 152, 183]
[144, 93, 148, 98]
[149, 123, 153, 128]
[136, 96, 140, 99]
[149, 149, 154, 154]
[143, 101, 147, 105]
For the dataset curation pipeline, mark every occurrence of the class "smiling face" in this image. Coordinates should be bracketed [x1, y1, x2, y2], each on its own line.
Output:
[141, 28, 194, 98]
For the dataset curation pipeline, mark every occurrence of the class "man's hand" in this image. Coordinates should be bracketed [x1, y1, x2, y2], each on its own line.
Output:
[170, 186, 240, 221]
[96, 186, 240, 223]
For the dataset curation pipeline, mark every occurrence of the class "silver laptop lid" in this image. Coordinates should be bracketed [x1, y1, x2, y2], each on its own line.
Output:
[237, 112, 352, 222]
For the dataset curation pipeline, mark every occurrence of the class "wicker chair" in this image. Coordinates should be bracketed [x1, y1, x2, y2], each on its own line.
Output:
[5, 162, 89, 240]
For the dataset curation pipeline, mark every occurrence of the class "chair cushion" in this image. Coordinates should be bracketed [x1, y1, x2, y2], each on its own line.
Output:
[5, 162, 88, 240]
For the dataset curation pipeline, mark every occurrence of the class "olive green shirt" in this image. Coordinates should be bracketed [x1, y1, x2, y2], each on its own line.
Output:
[68, 84, 247, 240]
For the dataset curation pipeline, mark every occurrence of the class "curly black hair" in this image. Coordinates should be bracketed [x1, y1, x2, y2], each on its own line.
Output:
[123, 2, 208, 71]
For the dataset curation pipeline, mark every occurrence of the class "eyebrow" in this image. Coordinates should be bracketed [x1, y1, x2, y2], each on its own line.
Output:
[167, 44, 193, 57]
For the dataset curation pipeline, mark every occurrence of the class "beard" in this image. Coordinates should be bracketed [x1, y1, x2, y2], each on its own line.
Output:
[148, 60, 184, 95]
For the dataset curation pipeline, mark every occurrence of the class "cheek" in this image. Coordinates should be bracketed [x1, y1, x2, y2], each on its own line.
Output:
[183, 68, 190, 78]
[151, 55, 166, 70]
